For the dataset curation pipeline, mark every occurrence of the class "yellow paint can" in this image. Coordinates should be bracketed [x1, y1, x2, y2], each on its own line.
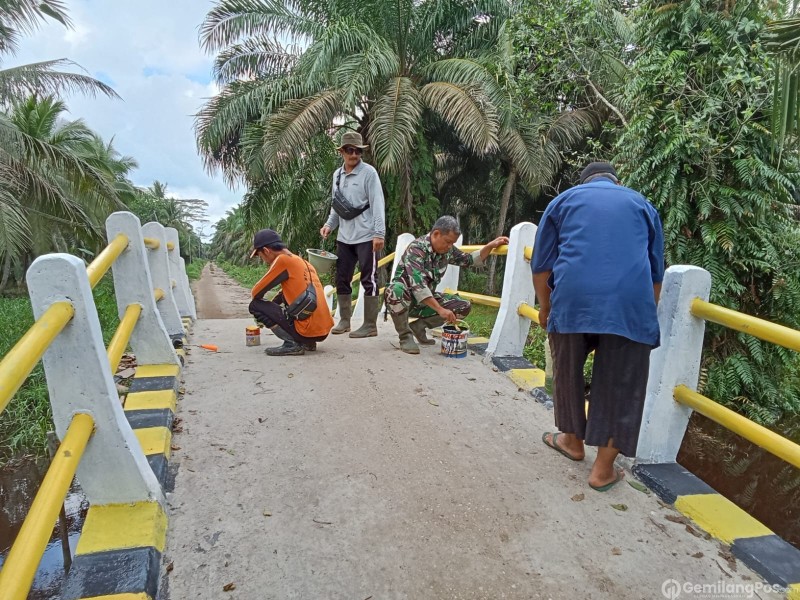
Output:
[245, 326, 261, 346]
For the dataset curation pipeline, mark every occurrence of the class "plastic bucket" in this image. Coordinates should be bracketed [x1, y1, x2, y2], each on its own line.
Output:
[440, 322, 469, 358]
[306, 248, 338, 276]
[245, 326, 261, 346]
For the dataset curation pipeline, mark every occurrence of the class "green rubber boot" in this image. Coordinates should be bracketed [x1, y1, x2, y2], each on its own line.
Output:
[331, 295, 351, 334]
[390, 310, 420, 354]
[349, 296, 381, 338]
[409, 316, 444, 345]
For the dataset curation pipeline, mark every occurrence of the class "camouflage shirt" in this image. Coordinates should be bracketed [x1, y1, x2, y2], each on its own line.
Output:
[391, 234, 484, 303]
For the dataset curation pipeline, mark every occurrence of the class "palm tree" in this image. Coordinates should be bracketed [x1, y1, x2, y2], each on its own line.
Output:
[0, 95, 129, 289]
[0, 0, 118, 104]
[196, 0, 510, 229]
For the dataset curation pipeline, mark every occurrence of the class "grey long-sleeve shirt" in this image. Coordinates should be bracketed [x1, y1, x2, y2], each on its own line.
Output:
[324, 160, 386, 245]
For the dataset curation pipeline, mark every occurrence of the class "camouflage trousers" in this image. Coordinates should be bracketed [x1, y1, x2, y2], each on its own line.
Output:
[384, 280, 472, 318]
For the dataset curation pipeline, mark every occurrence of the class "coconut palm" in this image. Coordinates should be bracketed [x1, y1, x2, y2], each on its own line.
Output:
[0, 0, 117, 104]
[197, 0, 511, 228]
[0, 95, 130, 289]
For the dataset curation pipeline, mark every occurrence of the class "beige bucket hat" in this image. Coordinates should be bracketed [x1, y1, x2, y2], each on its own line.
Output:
[337, 131, 369, 149]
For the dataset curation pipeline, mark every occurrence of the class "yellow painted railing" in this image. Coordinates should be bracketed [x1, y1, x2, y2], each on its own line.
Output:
[86, 233, 128, 289]
[167, 242, 175, 251]
[107, 304, 143, 372]
[674, 385, 800, 469]
[691, 299, 800, 352]
[0, 413, 94, 600]
[524, 246, 532, 261]
[154, 288, 165, 302]
[0, 302, 74, 415]
[442, 288, 502, 308]
[458, 244, 508, 256]
[518, 302, 540, 323]
[143, 237, 160, 250]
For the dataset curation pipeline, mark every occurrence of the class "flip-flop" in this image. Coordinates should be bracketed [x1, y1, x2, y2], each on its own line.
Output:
[590, 469, 625, 492]
[541, 431, 583, 462]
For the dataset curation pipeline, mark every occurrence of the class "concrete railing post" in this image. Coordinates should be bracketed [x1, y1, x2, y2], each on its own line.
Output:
[106, 212, 180, 368]
[26, 254, 164, 505]
[164, 228, 193, 320]
[485, 222, 538, 358]
[436, 235, 463, 294]
[141, 222, 184, 339]
[180, 256, 198, 320]
[323, 285, 335, 314]
[636, 265, 711, 463]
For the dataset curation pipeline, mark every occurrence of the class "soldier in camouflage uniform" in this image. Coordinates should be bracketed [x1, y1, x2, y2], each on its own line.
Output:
[386, 215, 509, 354]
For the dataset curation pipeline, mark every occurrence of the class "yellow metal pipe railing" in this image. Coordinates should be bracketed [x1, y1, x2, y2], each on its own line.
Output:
[154, 288, 164, 302]
[107, 304, 142, 372]
[86, 234, 128, 289]
[143, 237, 160, 250]
[0, 302, 74, 416]
[167, 242, 175, 251]
[674, 385, 800, 469]
[524, 246, 532, 262]
[442, 288, 502, 308]
[457, 244, 508, 256]
[691, 299, 800, 353]
[518, 302, 540, 324]
[0, 413, 94, 600]
[349, 252, 397, 284]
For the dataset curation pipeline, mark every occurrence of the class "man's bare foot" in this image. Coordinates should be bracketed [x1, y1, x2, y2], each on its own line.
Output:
[542, 431, 585, 461]
[589, 467, 625, 492]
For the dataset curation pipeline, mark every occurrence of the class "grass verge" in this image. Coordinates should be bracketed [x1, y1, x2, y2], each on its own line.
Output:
[185, 258, 207, 281]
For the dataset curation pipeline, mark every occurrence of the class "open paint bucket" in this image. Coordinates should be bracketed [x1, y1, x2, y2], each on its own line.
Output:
[245, 326, 261, 346]
[440, 321, 469, 358]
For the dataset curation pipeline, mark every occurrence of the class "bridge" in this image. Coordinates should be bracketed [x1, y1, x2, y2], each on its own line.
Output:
[0, 212, 799, 599]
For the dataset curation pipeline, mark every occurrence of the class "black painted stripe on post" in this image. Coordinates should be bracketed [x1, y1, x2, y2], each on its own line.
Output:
[129, 375, 178, 393]
[491, 356, 536, 372]
[147, 454, 170, 490]
[731, 535, 800, 588]
[631, 463, 717, 504]
[61, 546, 160, 600]
[125, 408, 174, 430]
[469, 342, 488, 355]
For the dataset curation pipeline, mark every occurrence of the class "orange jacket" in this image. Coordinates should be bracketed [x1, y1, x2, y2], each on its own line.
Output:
[251, 253, 333, 338]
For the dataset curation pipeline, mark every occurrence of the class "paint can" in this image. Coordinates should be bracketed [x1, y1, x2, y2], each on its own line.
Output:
[440, 321, 469, 358]
[245, 326, 261, 346]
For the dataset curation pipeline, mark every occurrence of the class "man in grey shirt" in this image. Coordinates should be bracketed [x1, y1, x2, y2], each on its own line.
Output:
[320, 131, 387, 338]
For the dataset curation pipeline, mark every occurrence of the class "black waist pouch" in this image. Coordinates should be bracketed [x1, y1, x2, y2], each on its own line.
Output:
[286, 283, 317, 320]
[332, 168, 369, 220]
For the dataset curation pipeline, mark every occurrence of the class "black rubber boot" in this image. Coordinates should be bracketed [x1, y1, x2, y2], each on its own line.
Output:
[409, 316, 445, 345]
[265, 341, 305, 356]
[389, 311, 420, 354]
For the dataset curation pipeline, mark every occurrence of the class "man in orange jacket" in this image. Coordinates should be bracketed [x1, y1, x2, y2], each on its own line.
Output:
[249, 229, 334, 356]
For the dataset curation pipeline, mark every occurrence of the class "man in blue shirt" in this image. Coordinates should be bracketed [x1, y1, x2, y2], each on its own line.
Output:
[531, 161, 664, 492]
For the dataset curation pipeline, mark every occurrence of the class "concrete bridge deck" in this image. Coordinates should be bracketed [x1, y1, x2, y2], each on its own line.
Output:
[161, 307, 771, 597]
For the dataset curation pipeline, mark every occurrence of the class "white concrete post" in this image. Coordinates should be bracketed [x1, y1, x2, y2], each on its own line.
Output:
[141, 222, 184, 337]
[436, 235, 463, 294]
[26, 254, 164, 506]
[106, 212, 180, 368]
[384, 233, 416, 317]
[164, 228, 193, 320]
[179, 256, 198, 320]
[485, 222, 538, 358]
[636, 265, 711, 464]
[324, 284, 335, 314]
[352, 272, 367, 321]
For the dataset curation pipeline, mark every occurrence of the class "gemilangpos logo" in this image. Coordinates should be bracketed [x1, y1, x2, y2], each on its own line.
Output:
[661, 578, 786, 598]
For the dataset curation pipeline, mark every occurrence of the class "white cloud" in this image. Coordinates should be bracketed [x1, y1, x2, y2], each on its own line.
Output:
[13, 0, 242, 239]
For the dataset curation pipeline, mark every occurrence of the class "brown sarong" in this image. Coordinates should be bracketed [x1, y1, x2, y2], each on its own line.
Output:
[549, 332, 652, 457]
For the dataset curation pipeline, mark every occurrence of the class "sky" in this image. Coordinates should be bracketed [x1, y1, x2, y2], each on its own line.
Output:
[14, 0, 243, 239]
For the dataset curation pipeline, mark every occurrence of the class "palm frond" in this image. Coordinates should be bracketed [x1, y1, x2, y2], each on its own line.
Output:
[370, 76, 423, 174]
[420, 81, 499, 155]
[0, 59, 119, 103]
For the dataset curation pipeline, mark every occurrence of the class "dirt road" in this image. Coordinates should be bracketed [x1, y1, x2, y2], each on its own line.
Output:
[191, 262, 252, 319]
